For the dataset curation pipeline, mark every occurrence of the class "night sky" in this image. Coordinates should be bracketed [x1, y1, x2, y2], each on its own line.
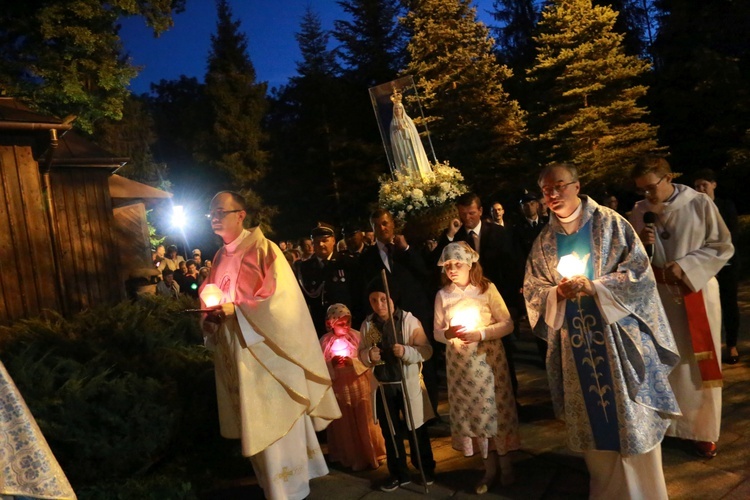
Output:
[119, 0, 498, 251]
[120, 0, 498, 95]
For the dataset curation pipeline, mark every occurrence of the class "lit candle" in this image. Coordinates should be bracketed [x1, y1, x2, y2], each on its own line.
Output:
[556, 252, 590, 279]
[330, 338, 352, 357]
[450, 304, 481, 332]
[200, 284, 224, 307]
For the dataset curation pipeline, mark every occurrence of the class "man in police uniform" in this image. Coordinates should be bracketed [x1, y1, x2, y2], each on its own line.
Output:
[296, 222, 358, 337]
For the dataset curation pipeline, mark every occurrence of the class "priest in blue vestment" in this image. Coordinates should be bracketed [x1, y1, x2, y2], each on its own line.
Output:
[524, 163, 681, 499]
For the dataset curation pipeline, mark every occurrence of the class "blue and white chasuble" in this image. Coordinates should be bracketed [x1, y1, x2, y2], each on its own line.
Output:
[524, 196, 681, 456]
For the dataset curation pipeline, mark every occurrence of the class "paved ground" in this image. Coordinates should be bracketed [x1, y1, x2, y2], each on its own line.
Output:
[206, 280, 750, 499]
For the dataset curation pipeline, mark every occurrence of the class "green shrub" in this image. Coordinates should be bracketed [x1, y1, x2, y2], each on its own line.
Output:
[0, 295, 233, 497]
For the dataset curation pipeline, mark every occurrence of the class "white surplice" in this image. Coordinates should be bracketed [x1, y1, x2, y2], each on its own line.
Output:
[631, 184, 734, 441]
[202, 228, 341, 500]
[584, 445, 667, 500]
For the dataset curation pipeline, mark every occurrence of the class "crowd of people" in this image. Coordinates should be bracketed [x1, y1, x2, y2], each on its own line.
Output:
[151, 244, 212, 299]
[179, 156, 739, 500]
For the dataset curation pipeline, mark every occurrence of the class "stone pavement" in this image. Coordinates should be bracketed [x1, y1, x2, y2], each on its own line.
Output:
[207, 281, 750, 500]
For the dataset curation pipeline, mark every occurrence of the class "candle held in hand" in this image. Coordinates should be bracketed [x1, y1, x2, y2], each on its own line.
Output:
[450, 305, 481, 332]
[557, 252, 590, 278]
[200, 284, 224, 307]
[330, 338, 352, 357]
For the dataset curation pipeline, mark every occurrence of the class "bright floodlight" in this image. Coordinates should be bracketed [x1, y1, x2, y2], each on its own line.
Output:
[172, 205, 186, 228]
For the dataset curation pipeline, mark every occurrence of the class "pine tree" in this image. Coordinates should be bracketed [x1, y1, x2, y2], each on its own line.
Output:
[333, 0, 407, 88]
[490, 0, 539, 70]
[489, 0, 539, 118]
[527, 0, 663, 185]
[0, 0, 184, 132]
[649, 0, 750, 184]
[202, 0, 268, 192]
[265, 8, 349, 237]
[94, 95, 170, 191]
[296, 8, 340, 80]
[402, 0, 526, 189]
[592, 0, 657, 57]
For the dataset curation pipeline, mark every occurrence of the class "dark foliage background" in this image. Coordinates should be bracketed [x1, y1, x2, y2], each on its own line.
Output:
[0, 296, 247, 499]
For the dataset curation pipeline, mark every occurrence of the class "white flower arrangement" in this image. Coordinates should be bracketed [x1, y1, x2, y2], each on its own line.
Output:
[378, 161, 468, 219]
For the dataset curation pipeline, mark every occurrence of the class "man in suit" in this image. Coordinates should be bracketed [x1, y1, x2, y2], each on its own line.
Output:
[343, 226, 367, 257]
[490, 201, 506, 226]
[693, 169, 741, 364]
[515, 192, 547, 259]
[514, 192, 551, 366]
[359, 208, 440, 417]
[437, 192, 523, 396]
[296, 222, 358, 336]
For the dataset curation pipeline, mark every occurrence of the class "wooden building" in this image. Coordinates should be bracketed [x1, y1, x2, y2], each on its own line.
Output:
[0, 98, 69, 323]
[47, 129, 129, 313]
[109, 174, 172, 295]
[0, 97, 170, 324]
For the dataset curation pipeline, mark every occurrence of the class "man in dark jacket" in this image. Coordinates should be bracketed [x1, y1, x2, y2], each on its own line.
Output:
[359, 208, 440, 417]
[296, 222, 358, 336]
[693, 169, 741, 364]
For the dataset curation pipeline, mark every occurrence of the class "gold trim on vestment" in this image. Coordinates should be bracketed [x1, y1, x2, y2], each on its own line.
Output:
[701, 379, 723, 388]
[693, 351, 714, 361]
[305, 384, 342, 420]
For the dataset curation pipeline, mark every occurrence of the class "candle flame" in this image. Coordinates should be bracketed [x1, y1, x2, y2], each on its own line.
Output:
[557, 252, 590, 278]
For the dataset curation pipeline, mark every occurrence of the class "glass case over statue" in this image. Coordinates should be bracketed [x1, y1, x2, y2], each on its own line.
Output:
[369, 76, 437, 180]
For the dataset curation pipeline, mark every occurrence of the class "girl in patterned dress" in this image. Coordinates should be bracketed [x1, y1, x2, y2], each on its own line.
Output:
[434, 242, 521, 495]
[319, 304, 386, 471]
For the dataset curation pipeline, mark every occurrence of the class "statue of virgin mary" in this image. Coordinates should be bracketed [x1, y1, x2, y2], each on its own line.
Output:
[389, 89, 432, 180]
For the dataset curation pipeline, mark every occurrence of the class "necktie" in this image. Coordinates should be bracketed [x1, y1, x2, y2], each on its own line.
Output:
[470, 230, 480, 253]
[385, 243, 395, 270]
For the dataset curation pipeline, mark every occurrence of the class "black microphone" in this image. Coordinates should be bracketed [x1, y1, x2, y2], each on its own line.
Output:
[643, 211, 657, 261]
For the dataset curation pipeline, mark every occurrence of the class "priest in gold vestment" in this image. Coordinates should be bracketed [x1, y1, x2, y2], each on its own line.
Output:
[201, 191, 341, 500]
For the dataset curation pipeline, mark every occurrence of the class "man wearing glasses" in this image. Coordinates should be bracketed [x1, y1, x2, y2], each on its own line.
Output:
[200, 191, 340, 500]
[525, 163, 680, 499]
[630, 157, 733, 459]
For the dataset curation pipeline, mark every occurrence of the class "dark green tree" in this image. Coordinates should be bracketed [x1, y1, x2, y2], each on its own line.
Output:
[201, 0, 270, 224]
[266, 7, 381, 238]
[527, 0, 663, 185]
[593, 0, 657, 57]
[649, 0, 750, 200]
[0, 0, 185, 132]
[149, 76, 210, 168]
[402, 0, 526, 189]
[266, 8, 343, 237]
[333, 0, 407, 88]
[297, 8, 340, 80]
[490, 0, 539, 70]
[94, 95, 170, 190]
[489, 0, 540, 116]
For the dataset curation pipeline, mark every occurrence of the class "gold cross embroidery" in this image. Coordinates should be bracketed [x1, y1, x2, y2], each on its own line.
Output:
[275, 466, 296, 483]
